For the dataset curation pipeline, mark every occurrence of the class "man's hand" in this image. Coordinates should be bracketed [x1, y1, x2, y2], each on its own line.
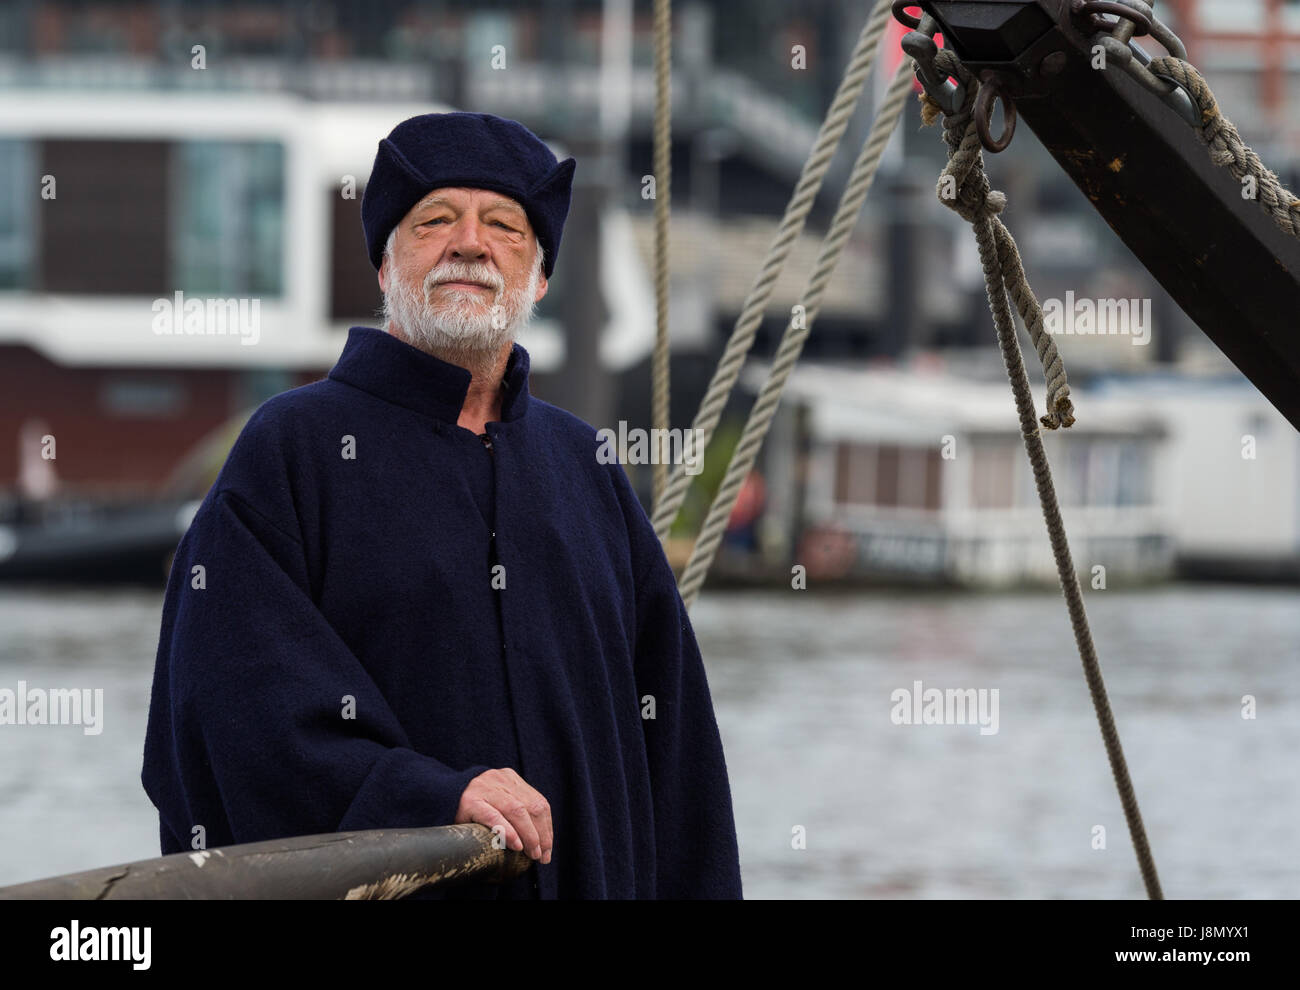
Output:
[455, 768, 553, 864]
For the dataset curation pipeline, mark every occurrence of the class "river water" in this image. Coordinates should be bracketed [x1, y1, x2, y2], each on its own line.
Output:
[0, 583, 1295, 897]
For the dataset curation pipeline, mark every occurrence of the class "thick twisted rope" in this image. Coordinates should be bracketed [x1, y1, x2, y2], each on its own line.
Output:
[651, 0, 897, 542]
[676, 60, 915, 609]
[924, 50, 1162, 899]
[651, 0, 672, 512]
[923, 50, 1074, 430]
[1147, 55, 1300, 238]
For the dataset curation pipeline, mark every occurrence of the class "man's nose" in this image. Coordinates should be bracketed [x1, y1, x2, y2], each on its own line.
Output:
[447, 217, 489, 264]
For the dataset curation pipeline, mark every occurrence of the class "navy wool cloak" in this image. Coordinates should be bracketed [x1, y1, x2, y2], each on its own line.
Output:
[141, 326, 743, 899]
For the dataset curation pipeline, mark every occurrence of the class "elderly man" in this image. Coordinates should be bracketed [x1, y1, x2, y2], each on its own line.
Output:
[141, 112, 743, 899]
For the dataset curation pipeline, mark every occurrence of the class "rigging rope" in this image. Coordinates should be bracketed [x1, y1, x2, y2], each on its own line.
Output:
[676, 59, 915, 609]
[921, 45, 1162, 900]
[652, 0, 672, 513]
[651, 0, 897, 543]
[1147, 56, 1300, 238]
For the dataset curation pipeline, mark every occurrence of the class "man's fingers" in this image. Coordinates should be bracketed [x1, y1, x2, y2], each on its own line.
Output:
[499, 798, 542, 860]
[460, 769, 553, 861]
[506, 780, 551, 860]
[530, 795, 553, 861]
[471, 803, 522, 853]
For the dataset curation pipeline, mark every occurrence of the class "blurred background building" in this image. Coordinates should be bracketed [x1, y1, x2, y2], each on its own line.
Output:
[0, 0, 1297, 583]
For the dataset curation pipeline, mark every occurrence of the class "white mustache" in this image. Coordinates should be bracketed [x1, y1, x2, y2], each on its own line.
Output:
[423, 264, 503, 295]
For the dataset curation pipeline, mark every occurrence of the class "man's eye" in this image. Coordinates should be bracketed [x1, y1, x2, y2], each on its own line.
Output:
[423, 218, 447, 226]
[492, 221, 514, 230]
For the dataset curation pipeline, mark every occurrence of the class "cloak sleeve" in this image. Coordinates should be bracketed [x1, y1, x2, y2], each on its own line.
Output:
[621, 477, 744, 899]
[142, 485, 491, 853]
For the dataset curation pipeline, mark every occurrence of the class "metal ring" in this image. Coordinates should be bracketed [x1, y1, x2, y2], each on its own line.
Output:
[1075, 0, 1153, 37]
[1146, 14, 1188, 60]
[974, 77, 1016, 153]
[891, 1, 923, 30]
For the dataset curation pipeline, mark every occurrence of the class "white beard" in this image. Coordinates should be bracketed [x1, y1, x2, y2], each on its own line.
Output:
[382, 252, 542, 377]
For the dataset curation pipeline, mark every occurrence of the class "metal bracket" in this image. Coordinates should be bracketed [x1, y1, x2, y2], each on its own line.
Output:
[896, 4, 970, 119]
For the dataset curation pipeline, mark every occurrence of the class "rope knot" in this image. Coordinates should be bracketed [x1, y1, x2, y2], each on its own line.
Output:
[917, 45, 1077, 432]
[936, 165, 1007, 225]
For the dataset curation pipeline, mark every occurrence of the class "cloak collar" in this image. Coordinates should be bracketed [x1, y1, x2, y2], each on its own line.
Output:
[328, 326, 532, 425]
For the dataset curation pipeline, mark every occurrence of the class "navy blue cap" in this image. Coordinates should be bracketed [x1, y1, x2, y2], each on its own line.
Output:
[361, 111, 575, 278]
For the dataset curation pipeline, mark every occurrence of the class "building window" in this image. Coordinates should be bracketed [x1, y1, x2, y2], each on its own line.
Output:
[171, 140, 284, 297]
[1116, 440, 1149, 506]
[39, 138, 171, 294]
[891, 447, 944, 510]
[835, 442, 875, 506]
[970, 440, 1016, 509]
[1086, 440, 1120, 507]
[1285, 0, 1300, 33]
[100, 377, 187, 417]
[874, 445, 901, 506]
[32, 138, 282, 297]
[0, 139, 35, 290]
[835, 442, 942, 509]
[1196, 0, 1264, 32]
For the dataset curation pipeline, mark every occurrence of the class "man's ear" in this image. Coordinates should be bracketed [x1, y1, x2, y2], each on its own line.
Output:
[534, 272, 548, 305]
[378, 255, 388, 293]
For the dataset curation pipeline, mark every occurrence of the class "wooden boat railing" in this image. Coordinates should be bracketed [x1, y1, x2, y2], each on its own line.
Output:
[0, 823, 531, 900]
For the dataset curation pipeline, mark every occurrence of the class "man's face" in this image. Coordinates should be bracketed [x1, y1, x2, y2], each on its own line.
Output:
[379, 186, 548, 358]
